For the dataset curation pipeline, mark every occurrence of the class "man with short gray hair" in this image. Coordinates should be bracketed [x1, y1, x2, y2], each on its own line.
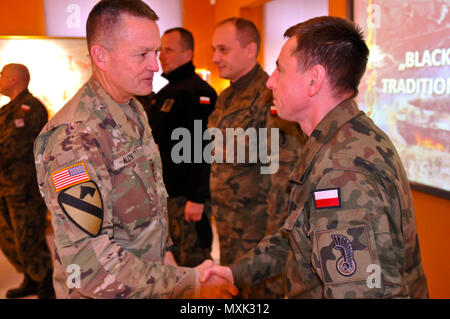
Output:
[34, 0, 236, 299]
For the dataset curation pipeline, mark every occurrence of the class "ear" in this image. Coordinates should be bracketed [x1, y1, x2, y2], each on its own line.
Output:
[307, 64, 326, 97]
[246, 42, 258, 59]
[184, 49, 194, 62]
[90, 45, 109, 71]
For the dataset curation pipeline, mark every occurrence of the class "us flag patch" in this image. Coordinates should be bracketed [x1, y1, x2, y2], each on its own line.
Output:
[199, 96, 210, 104]
[313, 188, 341, 209]
[51, 163, 90, 192]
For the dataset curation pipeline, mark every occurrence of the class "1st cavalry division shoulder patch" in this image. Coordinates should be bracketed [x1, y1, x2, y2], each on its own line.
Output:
[57, 181, 103, 237]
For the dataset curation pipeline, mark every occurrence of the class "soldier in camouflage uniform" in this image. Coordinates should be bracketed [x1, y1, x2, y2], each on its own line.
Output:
[210, 17, 303, 298]
[0, 63, 54, 299]
[33, 0, 237, 299]
[204, 16, 429, 298]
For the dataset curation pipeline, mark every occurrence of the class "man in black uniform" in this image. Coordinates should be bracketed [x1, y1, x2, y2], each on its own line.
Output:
[140, 28, 216, 267]
[0, 63, 54, 298]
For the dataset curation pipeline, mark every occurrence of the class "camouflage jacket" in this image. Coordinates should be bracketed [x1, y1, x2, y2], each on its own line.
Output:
[34, 77, 199, 299]
[208, 64, 303, 241]
[0, 89, 48, 195]
[230, 99, 429, 298]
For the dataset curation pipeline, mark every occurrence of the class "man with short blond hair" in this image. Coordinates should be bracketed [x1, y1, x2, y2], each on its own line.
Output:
[209, 17, 303, 298]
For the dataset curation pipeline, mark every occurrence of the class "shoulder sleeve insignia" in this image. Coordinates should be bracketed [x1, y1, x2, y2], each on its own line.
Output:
[51, 162, 90, 192]
[57, 181, 103, 237]
[331, 234, 356, 276]
[160, 98, 175, 112]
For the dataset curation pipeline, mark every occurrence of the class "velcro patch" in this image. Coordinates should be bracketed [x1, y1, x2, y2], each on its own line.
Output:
[314, 188, 341, 209]
[51, 162, 90, 192]
[57, 181, 103, 237]
[315, 225, 373, 284]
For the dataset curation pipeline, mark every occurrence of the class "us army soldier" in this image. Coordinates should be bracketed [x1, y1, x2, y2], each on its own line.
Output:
[203, 16, 429, 299]
[34, 0, 237, 299]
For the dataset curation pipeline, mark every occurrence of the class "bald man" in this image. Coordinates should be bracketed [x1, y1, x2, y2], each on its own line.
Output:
[0, 63, 54, 298]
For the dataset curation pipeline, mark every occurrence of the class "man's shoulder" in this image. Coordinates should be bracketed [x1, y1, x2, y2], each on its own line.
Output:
[41, 82, 99, 134]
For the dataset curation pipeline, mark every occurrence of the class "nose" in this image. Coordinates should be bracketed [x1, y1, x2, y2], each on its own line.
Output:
[149, 52, 159, 72]
[212, 49, 221, 65]
[266, 71, 276, 90]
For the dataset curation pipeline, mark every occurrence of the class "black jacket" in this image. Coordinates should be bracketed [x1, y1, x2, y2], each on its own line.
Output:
[143, 62, 216, 203]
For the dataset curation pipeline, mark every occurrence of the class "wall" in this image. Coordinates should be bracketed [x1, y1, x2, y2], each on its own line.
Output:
[263, 0, 328, 75]
[0, 0, 45, 36]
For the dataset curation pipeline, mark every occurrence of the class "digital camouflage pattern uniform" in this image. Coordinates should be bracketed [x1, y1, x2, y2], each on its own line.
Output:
[230, 99, 429, 298]
[34, 77, 200, 299]
[0, 89, 52, 284]
[208, 64, 303, 298]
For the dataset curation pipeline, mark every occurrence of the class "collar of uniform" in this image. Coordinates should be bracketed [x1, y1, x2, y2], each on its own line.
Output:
[11, 89, 30, 104]
[2, 89, 30, 109]
[230, 63, 260, 91]
[289, 98, 361, 184]
[162, 61, 196, 83]
[86, 77, 140, 141]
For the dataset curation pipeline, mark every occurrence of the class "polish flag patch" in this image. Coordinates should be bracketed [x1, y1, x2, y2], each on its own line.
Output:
[313, 188, 341, 209]
[199, 96, 210, 104]
[51, 162, 90, 192]
[270, 106, 278, 115]
[21, 104, 31, 111]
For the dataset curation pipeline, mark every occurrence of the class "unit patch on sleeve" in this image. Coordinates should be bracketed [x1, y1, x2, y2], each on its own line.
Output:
[51, 162, 90, 192]
[57, 181, 103, 237]
[315, 225, 374, 284]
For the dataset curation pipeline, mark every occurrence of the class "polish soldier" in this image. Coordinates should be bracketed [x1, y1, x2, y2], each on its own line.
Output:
[203, 16, 429, 299]
[209, 17, 303, 298]
[0, 63, 54, 299]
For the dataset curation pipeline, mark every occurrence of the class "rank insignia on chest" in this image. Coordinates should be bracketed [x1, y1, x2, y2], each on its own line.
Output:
[313, 188, 341, 209]
[199, 96, 210, 104]
[57, 181, 103, 237]
[160, 98, 175, 112]
[51, 162, 90, 192]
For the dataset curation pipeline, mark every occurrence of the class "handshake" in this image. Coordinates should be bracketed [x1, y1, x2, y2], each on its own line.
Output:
[195, 260, 239, 299]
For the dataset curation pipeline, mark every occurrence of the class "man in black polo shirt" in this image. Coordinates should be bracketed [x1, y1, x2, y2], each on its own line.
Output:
[142, 28, 216, 267]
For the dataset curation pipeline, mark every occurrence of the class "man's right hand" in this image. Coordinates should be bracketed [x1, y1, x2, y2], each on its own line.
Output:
[195, 260, 238, 298]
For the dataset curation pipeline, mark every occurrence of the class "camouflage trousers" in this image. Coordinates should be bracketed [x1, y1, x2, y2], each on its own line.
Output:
[167, 197, 212, 267]
[0, 191, 53, 283]
[212, 203, 285, 298]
